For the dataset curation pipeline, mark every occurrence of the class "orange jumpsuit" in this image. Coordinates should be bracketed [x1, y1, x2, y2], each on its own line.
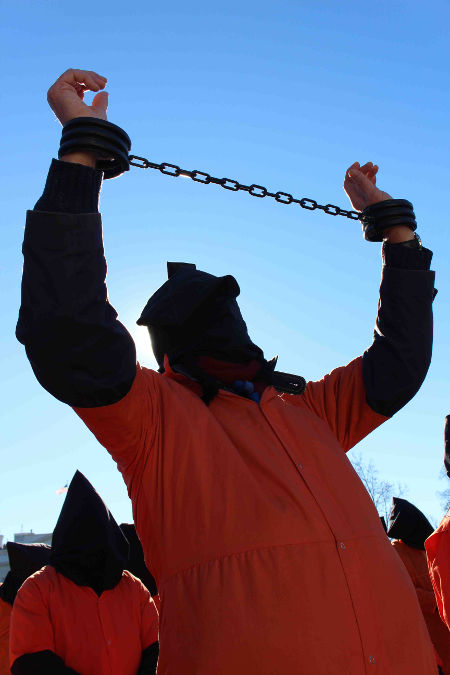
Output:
[10, 566, 158, 675]
[75, 357, 436, 674]
[0, 595, 11, 675]
[426, 512, 450, 631]
[392, 539, 450, 673]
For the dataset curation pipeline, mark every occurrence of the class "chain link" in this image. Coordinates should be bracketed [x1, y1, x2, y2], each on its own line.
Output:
[128, 155, 362, 221]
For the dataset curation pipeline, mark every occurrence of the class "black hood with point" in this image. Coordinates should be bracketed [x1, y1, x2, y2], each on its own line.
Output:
[387, 497, 434, 550]
[0, 542, 51, 605]
[49, 471, 129, 595]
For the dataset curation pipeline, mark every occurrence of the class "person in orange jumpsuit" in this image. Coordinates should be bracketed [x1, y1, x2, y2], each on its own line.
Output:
[0, 542, 50, 675]
[10, 471, 159, 675]
[16, 68, 438, 673]
[388, 497, 450, 673]
[426, 416, 450, 632]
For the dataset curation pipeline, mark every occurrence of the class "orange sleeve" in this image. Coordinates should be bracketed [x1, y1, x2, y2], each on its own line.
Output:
[73, 364, 159, 486]
[9, 576, 55, 666]
[425, 516, 450, 630]
[138, 585, 159, 649]
[300, 356, 387, 452]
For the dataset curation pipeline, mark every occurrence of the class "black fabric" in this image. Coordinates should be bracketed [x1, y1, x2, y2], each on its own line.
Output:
[137, 262, 264, 369]
[0, 543, 51, 605]
[362, 241, 435, 417]
[387, 497, 434, 550]
[380, 516, 387, 533]
[50, 471, 129, 595]
[34, 159, 103, 215]
[137, 642, 159, 675]
[120, 523, 158, 596]
[444, 415, 450, 478]
[16, 210, 136, 407]
[11, 650, 80, 675]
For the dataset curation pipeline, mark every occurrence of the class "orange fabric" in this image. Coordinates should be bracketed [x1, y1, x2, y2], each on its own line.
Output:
[75, 356, 437, 674]
[0, 596, 11, 675]
[392, 540, 450, 673]
[426, 513, 450, 631]
[10, 566, 158, 675]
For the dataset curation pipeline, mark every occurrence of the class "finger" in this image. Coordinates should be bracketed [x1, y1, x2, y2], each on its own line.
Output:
[59, 68, 105, 92]
[91, 91, 109, 116]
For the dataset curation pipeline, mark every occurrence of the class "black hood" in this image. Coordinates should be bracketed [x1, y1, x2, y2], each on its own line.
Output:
[387, 497, 434, 550]
[50, 471, 129, 595]
[0, 542, 51, 605]
[137, 262, 265, 369]
[444, 415, 450, 478]
[120, 523, 158, 596]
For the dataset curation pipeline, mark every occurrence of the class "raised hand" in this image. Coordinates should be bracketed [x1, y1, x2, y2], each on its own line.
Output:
[47, 69, 108, 127]
[343, 161, 392, 212]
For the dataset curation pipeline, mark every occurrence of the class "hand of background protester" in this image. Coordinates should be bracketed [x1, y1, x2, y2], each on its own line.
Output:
[47, 69, 108, 168]
[343, 162, 391, 212]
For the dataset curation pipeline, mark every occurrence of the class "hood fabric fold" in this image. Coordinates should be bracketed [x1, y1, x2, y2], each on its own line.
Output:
[387, 497, 434, 550]
[120, 523, 158, 596]
[0, 542, 51, 605]
[50, 471, 129, 595]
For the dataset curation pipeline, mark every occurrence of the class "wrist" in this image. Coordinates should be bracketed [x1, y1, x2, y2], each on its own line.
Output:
[383, 225, 415, 243]
[59, 151, 97, 168]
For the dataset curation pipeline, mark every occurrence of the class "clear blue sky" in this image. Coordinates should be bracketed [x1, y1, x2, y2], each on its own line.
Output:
[1, 0, 449, 542]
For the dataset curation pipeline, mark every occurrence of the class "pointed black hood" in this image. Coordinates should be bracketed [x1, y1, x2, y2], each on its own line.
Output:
[0, 542, 51, 605]
[120, 523, 158, 596]
[387, 497, 434, 550]
[137, 262, 264, 369]
[50, 471, 129, 594]
[444, 415, 450, 478]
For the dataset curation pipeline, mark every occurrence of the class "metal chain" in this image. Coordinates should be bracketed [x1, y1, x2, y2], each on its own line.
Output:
[128, 155, 363, 221]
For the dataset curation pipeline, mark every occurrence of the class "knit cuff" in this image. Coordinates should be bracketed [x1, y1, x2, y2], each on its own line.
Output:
[382, 241, 433, 270]
[34, 159, 103, 214]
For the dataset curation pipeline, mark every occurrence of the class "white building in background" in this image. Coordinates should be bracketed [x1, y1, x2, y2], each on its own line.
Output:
[0, 531, 52, 582]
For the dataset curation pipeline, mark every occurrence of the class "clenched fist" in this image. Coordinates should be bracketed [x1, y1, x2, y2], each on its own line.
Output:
[47, 69, 109, 127]
[343, 161, 391, 212]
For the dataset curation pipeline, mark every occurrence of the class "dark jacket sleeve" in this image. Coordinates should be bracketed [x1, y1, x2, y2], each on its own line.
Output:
[11, 650, 80, 675]
[137, 642, 159, 675]
[16, 160, 136, 407]
[362, 241, 435, 417]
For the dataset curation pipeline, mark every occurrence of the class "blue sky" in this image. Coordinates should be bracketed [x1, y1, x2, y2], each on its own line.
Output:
[1, 0, 449, 542]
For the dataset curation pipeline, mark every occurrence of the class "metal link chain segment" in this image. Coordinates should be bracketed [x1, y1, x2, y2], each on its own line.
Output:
[128, 155, 362, 221]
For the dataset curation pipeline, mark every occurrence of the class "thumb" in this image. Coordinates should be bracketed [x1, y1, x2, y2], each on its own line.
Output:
[91, 91, 108, 119]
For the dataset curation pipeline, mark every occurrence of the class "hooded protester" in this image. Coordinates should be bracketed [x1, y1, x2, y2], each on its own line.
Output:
[426, 416, 450, 632]
[9, 471, 159, 675]
[15, 68, 439, 673]
[0, 542, 50, 675]
[120, 523, 160, 613]
[388, 497, 450, 674]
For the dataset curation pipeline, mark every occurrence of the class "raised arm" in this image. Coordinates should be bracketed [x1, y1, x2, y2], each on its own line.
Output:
[16, 69, 136, 407]
[343, 162, 435, 417]
[300, 162, 435, 450]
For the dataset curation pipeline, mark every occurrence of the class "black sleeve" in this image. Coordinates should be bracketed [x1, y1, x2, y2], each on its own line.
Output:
[137, 642, 159, 675]
[11, 651, 81, 675]
[16, 161, 136, 407]
[362, 241, 436, 417]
